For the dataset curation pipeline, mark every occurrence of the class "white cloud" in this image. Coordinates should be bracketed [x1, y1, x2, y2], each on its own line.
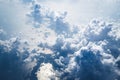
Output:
[0, 0, 120, 80]
[36, 63, 58, 80]
[108, 23, 120, 40]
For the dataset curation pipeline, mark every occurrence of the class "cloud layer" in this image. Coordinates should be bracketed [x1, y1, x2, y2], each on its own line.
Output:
[0, 0, 120, 80]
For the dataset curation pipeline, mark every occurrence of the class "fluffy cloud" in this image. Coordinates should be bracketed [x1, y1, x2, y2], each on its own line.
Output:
[36, 63, 58, 80]
[0, 0, 120, 80]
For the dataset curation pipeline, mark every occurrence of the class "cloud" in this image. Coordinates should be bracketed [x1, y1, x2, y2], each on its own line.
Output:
[108, 23, 120, 40]
[0, 0, 120, 80]
[36, 63, 58, 80]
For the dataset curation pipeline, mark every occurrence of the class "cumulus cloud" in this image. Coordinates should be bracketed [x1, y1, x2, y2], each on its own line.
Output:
[36, 63, 58, 80]
[0, 0, 120, 80]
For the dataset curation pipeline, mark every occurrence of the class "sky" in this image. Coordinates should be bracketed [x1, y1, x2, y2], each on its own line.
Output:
[37, 0, 120, 24]
[0, 0, 120, 80]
